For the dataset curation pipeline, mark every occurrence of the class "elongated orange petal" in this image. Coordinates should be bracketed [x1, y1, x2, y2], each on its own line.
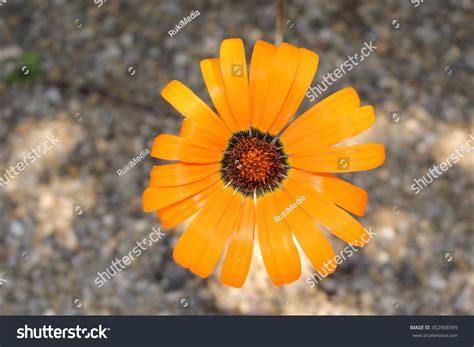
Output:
[281, 87, 360, 146]
[173, 187, 240, 277]
[172, 186, 229, 267]
[255, 43, 301, 131]
[266, 193, 301, 283]
[283, 178, 369, 246]
[192, 191, 243, 277]
[161, 80, 231, 139]
[179, 118, 228, 151]
[151, 134, 223, 163]
[269, 48, 319, 134]
[157, 180, 223, 230]
[220, 38, 251, 130]
[200, 58, 240, 131]
[149, 163, 220, 187]
[257, 194, 301, 286]
[289, 169, 368, 217]
[220, 197, 255, 288]
[288, 143, 385, 173]
[248, 40, 277, 126]
[272, 189, 336, 275]
[142, 174, 220, 212]
[256, 195, 282, 286]
[284, 106, 376, 155]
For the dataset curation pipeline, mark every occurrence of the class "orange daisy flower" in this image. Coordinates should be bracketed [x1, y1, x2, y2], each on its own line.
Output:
[143, 38, 385, 288]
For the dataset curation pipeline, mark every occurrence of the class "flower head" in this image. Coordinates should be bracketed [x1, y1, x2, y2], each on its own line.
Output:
[143, 38, 385, 287]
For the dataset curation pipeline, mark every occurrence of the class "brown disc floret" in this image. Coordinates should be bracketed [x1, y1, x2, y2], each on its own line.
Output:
[221, 128, 288, 197]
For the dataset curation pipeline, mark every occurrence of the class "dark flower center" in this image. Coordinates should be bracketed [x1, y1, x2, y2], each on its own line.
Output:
[220, 128, 288, 197]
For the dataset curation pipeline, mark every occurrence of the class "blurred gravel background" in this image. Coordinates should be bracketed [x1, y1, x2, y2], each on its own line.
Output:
[0, 0, 472, 315]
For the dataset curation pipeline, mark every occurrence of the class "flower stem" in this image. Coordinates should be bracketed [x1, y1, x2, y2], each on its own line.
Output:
[275, 0, 285, 45]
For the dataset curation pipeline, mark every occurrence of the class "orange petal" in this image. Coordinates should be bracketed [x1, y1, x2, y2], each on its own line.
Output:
[149, 163, 220, 187]
[257, 194, 301, 286]
[220, 197, 255, 288]
[172, 186, 228, 267]
[248, 40, 277, 126]
[266, 193, 301, 283]
[200, 58, 240, 131]
[289, 169, 368, 217]
[157, 180, 223, 229]
[283, 178, 369, 246]
[269, 48, 319, 134]
[150, 134, 223, 163]
[220, 38, 251, 130]
[142, 174, 220, 212]
[284, 106, 376, 155]
[179, 118, 228, 151]
[160, 80, 231, 139]
[191, 191, 243, 277]
[173, 187, 241, 278]
[281, 87, 360, 146]
[255, 43, 301, 131]
[272, 189, 336, 275]
[288, 143, 385, 173]
[256, 195, 282, 286]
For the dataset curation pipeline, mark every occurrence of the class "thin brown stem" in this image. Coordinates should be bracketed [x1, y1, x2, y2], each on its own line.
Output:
[275, 0, 285, 45]
[41, 78, 159, 114]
